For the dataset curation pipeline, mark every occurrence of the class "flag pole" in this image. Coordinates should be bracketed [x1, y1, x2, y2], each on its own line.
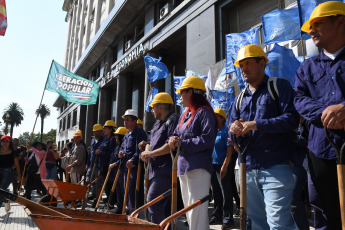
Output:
[173, 66, 177, 113]
[226, 74, 230, 126]
[18, 65, 51, 194]
[301, 35, 306, 61]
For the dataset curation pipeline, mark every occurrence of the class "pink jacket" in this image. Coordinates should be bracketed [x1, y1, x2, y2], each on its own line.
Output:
[31, 147, 47, 180]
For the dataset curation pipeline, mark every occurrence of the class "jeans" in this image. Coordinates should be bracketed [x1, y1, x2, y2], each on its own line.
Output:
[291, 164, 309, 230]
[0, 168, 13, 207]
[211, 164, 234, 224]
[46, 163, 57, 180]
[246, 164, 297, 230]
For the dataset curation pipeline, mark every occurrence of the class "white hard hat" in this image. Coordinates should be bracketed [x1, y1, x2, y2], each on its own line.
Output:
[122, 109, 138, 119]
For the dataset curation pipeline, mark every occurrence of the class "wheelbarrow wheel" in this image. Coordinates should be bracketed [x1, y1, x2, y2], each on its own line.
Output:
[39, 194, 57, 207]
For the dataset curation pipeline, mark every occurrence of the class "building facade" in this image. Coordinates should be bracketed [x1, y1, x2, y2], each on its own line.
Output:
[54, 0, 319, 149]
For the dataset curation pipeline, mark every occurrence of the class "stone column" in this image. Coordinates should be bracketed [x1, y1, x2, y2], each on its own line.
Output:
[97, 88, 111, 125]
[84, 103, 98, 145]
[115, 74, 132, 127]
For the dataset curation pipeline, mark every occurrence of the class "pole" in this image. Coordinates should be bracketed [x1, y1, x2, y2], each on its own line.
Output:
[19, 88, 46, 194]
[301, 35, 306, 61]
[173, 66, 176, 113]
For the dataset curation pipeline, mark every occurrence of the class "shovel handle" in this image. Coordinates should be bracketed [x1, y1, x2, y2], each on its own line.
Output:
[94, 169, 111, 211]
[122, 164, 132, 214]
[324, 127, 345, 164]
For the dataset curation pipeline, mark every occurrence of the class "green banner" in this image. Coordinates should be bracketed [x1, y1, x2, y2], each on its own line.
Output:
[45, 60, 99, 105]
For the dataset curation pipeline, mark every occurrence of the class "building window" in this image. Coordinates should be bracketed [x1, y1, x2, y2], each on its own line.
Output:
[67, 113, 71, 129]
[217, 0, 279, 61]
[72, 109, 77, 126]
[63, 117, 66, 131]
[59, 120, 62, 132]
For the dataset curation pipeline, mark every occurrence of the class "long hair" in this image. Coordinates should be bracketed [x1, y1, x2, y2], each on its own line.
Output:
[178, 90, 213, 130]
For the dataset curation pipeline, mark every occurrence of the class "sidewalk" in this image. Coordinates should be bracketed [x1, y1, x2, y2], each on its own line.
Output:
[0, 191, 314, 230]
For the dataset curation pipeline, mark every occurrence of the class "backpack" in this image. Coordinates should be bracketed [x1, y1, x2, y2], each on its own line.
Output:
[235, 77, 280, 113]
[27, 154, 44, 175]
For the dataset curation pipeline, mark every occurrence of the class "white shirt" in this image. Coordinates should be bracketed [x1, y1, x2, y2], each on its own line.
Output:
[324, 46, 345, 60]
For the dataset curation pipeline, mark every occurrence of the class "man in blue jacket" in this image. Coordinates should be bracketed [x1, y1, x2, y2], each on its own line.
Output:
[294, 2, 345, 229]
[117, 109, 147, 214]
[229, 44, 299, 229]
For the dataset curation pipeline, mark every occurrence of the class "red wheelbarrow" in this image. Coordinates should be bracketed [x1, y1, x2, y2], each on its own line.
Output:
[39, 176, 101, 208]
[0, 188, 210, 230]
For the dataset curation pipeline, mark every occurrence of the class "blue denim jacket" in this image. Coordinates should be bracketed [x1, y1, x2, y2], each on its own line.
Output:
[230, 75, 299, 170]
[294, 50, 345, 159]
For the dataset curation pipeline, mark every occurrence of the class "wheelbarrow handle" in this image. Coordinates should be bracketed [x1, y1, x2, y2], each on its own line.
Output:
[159, 194, 211, 228]
[130, 189, 172, 218]
[0, 189, 71, 218]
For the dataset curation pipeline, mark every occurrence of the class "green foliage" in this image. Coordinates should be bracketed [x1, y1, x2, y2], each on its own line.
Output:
[36, 104, 51, 142]
[18, 129, 57, 147]
[2, 102, 24, 137]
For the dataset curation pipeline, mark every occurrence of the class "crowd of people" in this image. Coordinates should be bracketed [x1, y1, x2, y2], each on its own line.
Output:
[1, 2, 345, 230]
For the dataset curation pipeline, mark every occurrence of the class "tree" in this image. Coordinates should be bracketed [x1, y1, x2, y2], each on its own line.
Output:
[36, 104, 51, 142]
[3, 102, 24, 137]
[18, 129, 56, 147]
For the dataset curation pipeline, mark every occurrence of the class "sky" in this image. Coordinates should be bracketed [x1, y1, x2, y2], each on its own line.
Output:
[0, 1, 67, 138]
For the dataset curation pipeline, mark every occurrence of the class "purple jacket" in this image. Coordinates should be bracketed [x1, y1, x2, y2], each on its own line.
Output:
[148, 112, 179, 179]
[173, 106, 217, 176]
[294, 50, 345, 159]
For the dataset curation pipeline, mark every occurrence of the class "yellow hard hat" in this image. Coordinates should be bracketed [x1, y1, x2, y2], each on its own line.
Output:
[214, 108, 227, 119]
[73, 130, 83, 138]
[92, 124, 103, 132]
[301, 1, 345, 32]
[53, 143, 57, 148]
[150, 92, 174, 107]
[137, 119, 143, 125]
[103, 120, 117, 128]
[176, 76, 206, 94]
[114, 127, 129, 136]
[234, 44, 269, 67]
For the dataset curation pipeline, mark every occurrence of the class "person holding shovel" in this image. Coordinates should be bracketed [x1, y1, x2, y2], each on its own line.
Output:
[117, 109, 147, 214]
[91, 120, 117, 207]
[86, 124, 104, 202]
[294, 2, 345, 229]
[138, 92, 179, 225]
[65, 130, 86, 184]
[210, 108, 235, 229]
[229, 44, 299, 229]
[168, 76, 217, 230]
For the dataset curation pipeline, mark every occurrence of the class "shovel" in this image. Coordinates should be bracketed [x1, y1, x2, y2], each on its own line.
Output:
[135, 153, 142, 210]
[94, 166, 111, 212]
[122, 163, 132, 214]
[232, 133, 253, 230]
[170, 141, 181, 230]
[324, 127, 345, 229]
[83, 155, 99, 210]
[106, 158, 125, 212]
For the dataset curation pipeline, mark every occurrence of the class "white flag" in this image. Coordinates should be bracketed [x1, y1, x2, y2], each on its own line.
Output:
[205, 68, 213, 100]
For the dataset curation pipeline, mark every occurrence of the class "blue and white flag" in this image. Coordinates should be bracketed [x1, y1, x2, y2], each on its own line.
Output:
[266, 44, 301, 86]
[225, 26, 260, 90]
[173, 76, 185, 107]
[210, 87, 235, 120]
[298, 0, 345, 26]
[262, 8, 310, 45]
[144, 56, 169, 83]
[145, 87, 159, 112]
